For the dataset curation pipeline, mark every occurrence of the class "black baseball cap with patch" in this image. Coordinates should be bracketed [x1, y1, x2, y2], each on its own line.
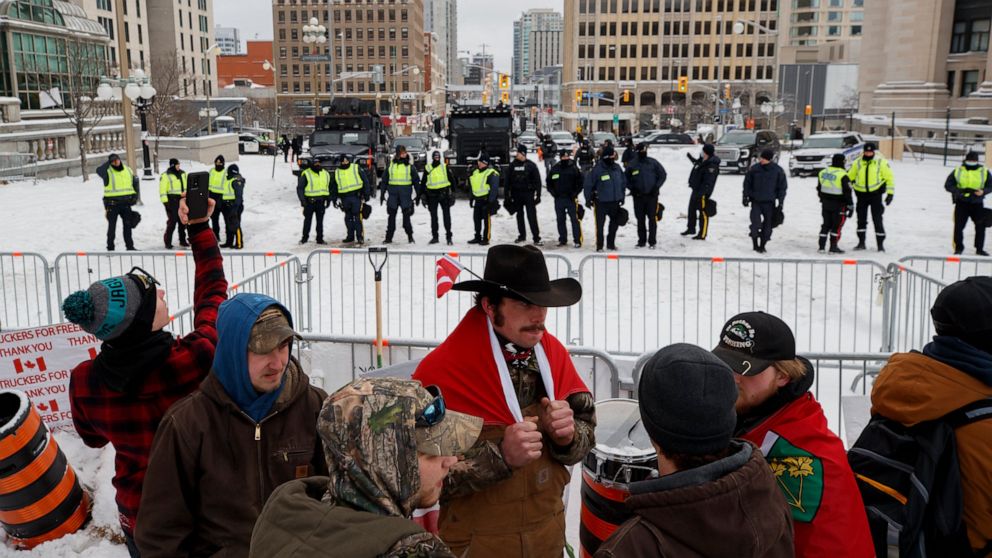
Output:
[712, 311, 796, 376]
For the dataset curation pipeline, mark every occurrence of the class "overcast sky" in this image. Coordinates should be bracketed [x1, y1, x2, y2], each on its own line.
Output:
[214, 0, 562, 71]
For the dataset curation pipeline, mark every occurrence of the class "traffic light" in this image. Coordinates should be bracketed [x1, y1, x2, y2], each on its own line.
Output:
[804, 104, 813, 116]
[677, 76, 688, 93]
[499, 74, 510, 90]
[724, 83, 732, 99]
[622, 89, 631, 102]
[575, 89, 583, 103]
[500, 91, 510, 104]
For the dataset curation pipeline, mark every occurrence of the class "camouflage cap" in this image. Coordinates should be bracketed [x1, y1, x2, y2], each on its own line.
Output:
[248, 306, 301, 354]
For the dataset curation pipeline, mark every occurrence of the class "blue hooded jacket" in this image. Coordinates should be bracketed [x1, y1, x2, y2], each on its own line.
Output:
[212, 293, 294, 422]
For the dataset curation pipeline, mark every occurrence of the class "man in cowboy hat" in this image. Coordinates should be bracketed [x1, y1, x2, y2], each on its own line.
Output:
[413, 245, 596, 558]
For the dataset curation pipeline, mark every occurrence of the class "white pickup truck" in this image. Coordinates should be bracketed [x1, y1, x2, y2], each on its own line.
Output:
[789, 132, 865, 177]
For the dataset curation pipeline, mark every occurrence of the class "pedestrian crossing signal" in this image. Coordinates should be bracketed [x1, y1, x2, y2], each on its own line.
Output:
[677, 76, 688, 93]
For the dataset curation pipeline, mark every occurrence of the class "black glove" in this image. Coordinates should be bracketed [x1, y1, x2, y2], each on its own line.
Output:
[620, 197, 625, 207]
[742, 196, 750, 207]
[845, 205, 854, 218]
[885, 194, 893, 206]
[469, 198, 475, 208]
[777, 200, 784, 210]
[414, 195, 422, 207]
[324, 198, 332, 209]
[379, 191, 386, 206]
[586, 199, 595, 209]
[333, 199, 343, 210]
[535, 192, 541, 204]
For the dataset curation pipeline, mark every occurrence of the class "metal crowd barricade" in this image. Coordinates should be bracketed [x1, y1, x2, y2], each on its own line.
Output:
[0, 152, 38, 183]
[297, 333, 620, 400]
[899, 255, 992, 282]
[629, 350, 891, 436]
[0, 252, 52, 330]
[166, 256, 304, 337]
[881, 263, 947, 353]
[51, 251, 293, 322]
[577, 255, 890, 356]
[300, 249, 575, 341]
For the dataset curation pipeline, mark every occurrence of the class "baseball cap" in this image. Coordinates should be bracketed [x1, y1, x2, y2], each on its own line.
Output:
[712, 311, 796, 376]
[248, 306, 301, 354]
[414, 384, 483, 456]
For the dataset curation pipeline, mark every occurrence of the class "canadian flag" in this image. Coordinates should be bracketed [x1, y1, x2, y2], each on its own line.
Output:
[435, 255, 464, 298]
[13, 357, 46, 374]
[36, 399, 59, 413]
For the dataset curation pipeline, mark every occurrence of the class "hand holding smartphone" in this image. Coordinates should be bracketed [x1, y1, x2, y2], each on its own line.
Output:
[180, 171, 213, 225]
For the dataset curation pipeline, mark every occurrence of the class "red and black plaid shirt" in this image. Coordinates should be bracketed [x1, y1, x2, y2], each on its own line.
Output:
[69, 223, 227, 535]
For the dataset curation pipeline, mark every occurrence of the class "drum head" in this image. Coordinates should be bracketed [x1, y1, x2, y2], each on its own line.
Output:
[593, 399, 654, 459]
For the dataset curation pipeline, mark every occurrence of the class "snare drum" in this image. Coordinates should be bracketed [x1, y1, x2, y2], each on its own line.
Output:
[580, 398, 657, 557]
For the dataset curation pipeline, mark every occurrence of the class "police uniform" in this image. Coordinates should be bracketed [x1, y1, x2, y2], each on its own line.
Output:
[583, 148, 626, 251]
[944, 157, 992, 255]
[817, 159, 854, 253]
[742, 156, 788, 253]
[208, 155, 227, 238]
[505, 148, 543, 245]
[847, 146, 895, 251]
[380, 154, 420, 243]
[96, 155, 138, 251]
[540, 135, 558, 175]
[420, 154, 456, 245]
[625, 146, 667, 248]
[546, 153, 584, 247]
[467, 160, 500, 245]
[684, 148, 721, 240]
[575, 139, 596, 174]
[332, 159, 372, 244]
[221, 166, 245, 249]
[159, 161, 187, 249]
[297, 165, 331, 244]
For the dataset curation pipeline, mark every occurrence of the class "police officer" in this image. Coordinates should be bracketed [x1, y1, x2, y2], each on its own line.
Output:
[505, 145, 543, 245]
[584, 145, 626, 251]
[621, 136, 637, 166]
[742, 148, 788, 253]
[817, 154, 855, 254]
[547, 149, 584, 247]
[159, 158, 187, 249]
[222, 165, 245, 249]
[380, 145, 420, 244]
[945, 151, 992, 256]
[208, 155, 227, 238]
[468, 154, 500, 245]
[625, 142, 667, 249]
[683, 144, 721, 240]
[297, 158, 331, 244]
[419, 150, 456, 245]
[96, 153, 139, 251]
[575, 136, 596, 174]
[847, 142, 895, 251]
[540, 132, 558, 175]
[330, 153, 372, 245]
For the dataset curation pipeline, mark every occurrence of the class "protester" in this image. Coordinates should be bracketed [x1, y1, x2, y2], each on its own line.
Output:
[712, 312, 874, 557]
[136, 294, 327, 557]
[595, 343, 793, 557]
[249, 378, 483, 558]
[413, 244, 596, 558]
[64, 195, 226, 557]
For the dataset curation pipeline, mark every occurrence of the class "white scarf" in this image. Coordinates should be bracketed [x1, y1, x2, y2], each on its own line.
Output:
[485, 317, 555, 422]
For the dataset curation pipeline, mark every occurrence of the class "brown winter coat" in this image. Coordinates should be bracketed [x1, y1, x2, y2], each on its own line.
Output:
[594, 442, 794, 558]
[872, 351, 992, 552]
[135, 360, 327, 558]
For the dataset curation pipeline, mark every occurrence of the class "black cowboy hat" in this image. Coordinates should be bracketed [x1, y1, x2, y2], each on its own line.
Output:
[452, 245, 582, 307]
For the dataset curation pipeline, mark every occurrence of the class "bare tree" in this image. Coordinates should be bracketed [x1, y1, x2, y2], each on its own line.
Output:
[838, 86, 860, 112]
[58, 37, 115, 181]
[146, 51, 198, 168]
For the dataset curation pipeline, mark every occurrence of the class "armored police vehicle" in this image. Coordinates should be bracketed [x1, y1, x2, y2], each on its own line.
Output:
[295, 98, 392, 177]
[444, 106, 514, 183]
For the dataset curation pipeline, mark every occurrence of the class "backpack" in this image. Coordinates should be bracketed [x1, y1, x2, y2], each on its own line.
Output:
[848, 398, 992, 558]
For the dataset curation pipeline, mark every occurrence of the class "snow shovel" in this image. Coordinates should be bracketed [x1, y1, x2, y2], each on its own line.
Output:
[368, 247, 388, 368]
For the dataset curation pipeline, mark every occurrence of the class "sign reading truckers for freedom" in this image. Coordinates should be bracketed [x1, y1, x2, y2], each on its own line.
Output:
[0, 323, 100, 430]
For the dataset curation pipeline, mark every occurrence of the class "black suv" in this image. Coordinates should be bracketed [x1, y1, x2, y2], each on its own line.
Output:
[714, 130, 781, 174]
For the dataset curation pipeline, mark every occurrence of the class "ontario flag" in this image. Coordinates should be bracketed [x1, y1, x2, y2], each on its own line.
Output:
[436, 255, 464, 298]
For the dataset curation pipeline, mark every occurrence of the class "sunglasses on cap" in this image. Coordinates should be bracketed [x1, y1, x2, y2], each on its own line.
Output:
[128, 266, 161, 290]
[415, 385, 446, 428]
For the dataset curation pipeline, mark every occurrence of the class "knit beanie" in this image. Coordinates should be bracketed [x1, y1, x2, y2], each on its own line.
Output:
[831, 153, 847, 168]
[169, 158, 180, 167]
[931, 276, 992, 354]
[62, 275, 155, 341]
[702, 144, 715, 157]
[760, 148, 775, 161]
[638, 343, 738, 455]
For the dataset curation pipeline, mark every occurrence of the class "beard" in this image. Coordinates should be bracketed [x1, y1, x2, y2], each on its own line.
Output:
[734, 381, 780, 416]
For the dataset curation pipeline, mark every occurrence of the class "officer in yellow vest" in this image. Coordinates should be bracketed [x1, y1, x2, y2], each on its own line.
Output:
[379, 145, 421, 244]
[817, 154, 854, 254]
[96, 153, 139, 251]
[159, 158, 188, 249]
[847, 142, 895, 252]
[207, 155, 228, 239]
[419, 150, 457, 245]
[296, 158, 331, 244]
[330, 153, 372, 244]
[944, 151, 992, 256]
[221, 165, 245, 249]
[468, 153, 500, 246]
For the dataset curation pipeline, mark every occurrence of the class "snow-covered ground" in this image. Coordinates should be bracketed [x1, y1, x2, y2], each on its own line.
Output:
[0, 146, 970, 556]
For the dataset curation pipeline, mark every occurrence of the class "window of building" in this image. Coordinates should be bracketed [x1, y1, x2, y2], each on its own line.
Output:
[972, 19, 990, 51]
[828, 26, 841, 36]
[947, 71, 957, 96]
[963, 70, 980, 96]
[828, 0, 841, 5]
[291, 28, 298, 40]
[850, 11, 863, 21]
[278, 10, 285, 22]
[97, 0, 111, 9]
[850, 25, 861, 35]
[401, 27, 408, 40]
[827, 11, 841, 21]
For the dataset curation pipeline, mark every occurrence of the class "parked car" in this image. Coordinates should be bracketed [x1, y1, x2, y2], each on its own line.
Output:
[411, 130, 439, 150]
[642, 132, 695, 146]
[714, 130, 781, 173]
[550, 130, 576, 152]
[591, 132, 618, 148]
[238, 134, 277, 155]
[789, 132, 865, 176]
[392, 136, 430, 171]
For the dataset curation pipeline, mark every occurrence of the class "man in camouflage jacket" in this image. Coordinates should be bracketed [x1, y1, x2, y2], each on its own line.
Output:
[249, 378, 483, 558]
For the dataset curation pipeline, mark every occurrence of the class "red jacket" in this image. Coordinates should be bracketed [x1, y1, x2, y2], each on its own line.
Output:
[739, 393, 874, 558]
[68, 222, 227, 535]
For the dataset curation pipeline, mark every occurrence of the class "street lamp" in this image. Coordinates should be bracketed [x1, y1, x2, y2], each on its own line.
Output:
[761, 101, 786, 133]
[734, 19, 778, 126]
[204, 43, 221, 134]
[263, 60, 281, 179]
[302, 17, 327, 115]
[97, 69, 156, 180]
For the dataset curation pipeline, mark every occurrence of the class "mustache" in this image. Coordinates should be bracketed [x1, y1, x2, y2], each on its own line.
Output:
[521, 324, 546, 333]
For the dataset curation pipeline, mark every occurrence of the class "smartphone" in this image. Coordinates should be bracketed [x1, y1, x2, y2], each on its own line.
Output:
[186, 171, 209, 220]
